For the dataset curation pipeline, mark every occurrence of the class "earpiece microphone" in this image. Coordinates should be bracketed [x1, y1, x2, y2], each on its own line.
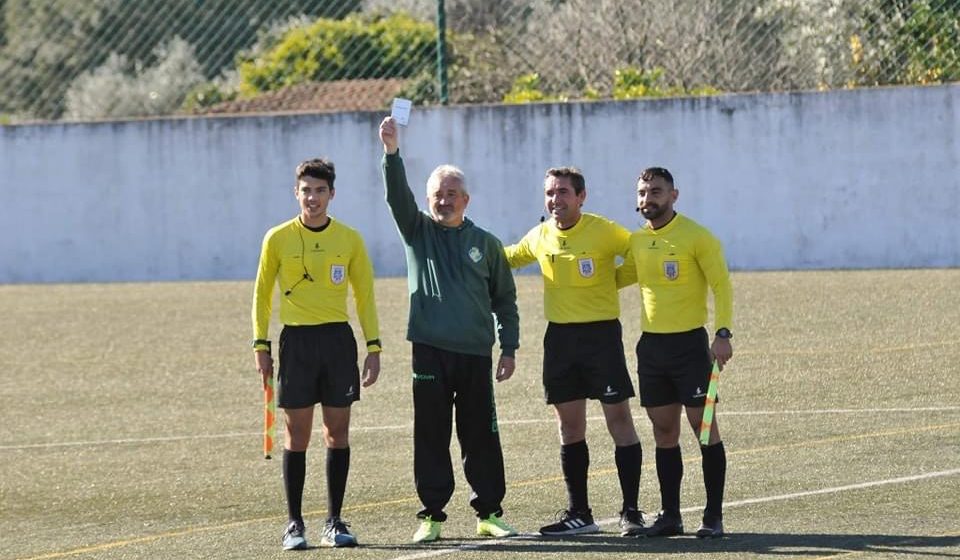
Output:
[286, 225, 316, 296]
[636, 207, 641, 212]
[539, 216, 545, 223]
[284, 273, 313, 296]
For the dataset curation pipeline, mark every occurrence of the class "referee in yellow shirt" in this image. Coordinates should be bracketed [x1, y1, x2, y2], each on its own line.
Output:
[252, 158, 382, 550]
[617, 166, 733, 539]
[505, 167, 644, 537]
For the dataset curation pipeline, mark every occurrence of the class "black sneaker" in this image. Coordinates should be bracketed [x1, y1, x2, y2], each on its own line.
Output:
[643, 511, 683, 537]
[619, 508, 646, 536]
[282, 520, 308, 550]
[696, 516, 724, 538]
[539, 509, 600, 535]
[320, 517, 358, 548]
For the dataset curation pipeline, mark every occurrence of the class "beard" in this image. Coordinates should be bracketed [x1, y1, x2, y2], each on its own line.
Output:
[640, 204, 667, 221]
[432, 206, 461, 224]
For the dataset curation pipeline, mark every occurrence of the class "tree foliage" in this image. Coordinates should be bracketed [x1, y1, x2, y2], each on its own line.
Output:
[502, 67, 722, 104]
[502, 73, 565, 104]
[236, 12, 436, 96]
[429, 0, 958, 103]
[0, 0, 109, 119]
[851, 0, 960, 85]
[1, 0, 957, 121]
[613, 67, 721, 99]
[64, 37, 205, 120]
[0, 0, 359, 119]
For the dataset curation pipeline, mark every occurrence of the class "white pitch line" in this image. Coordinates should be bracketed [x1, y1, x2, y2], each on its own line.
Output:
[720, 406, 960, 416]
[0, 424, 409, 451]
[3, 407, 959, 451]
[0, 432, 258, 450]
[386, 468, 960, 560]
[608, 467, 960, 521]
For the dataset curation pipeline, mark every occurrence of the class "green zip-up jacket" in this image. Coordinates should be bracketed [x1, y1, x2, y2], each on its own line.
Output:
[382, 151, 519, 358]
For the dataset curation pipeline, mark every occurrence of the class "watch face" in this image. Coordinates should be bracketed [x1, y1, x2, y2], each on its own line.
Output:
[716, 328, 732, 339]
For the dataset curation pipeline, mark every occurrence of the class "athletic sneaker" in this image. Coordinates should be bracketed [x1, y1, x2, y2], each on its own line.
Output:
[695, 516, 724, 538]
[619, 508, 646, 536]
[282, 520, 308, 550]
[320, 517, 357, 548]
[539, 509, 600, 536]
[476, 513, 518, 537]
[412, 516, 442, 543]
[643, 511, 684, 537]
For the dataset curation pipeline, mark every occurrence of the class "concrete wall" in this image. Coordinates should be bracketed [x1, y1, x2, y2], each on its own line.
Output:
[1, 84, 957, 283]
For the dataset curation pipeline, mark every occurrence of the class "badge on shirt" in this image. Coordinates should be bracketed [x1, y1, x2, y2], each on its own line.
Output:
[468, 246, 483, 263]
[663, 260, 679, 280]
[330, 264, 346, 285]
[578, 257, 595, 278]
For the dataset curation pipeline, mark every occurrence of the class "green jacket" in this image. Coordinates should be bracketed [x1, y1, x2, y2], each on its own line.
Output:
[382, 152, 519, 358]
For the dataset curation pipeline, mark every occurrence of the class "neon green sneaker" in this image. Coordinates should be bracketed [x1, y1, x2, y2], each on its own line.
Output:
[412, 516, 442, 543]
[477, 513, 517, 537]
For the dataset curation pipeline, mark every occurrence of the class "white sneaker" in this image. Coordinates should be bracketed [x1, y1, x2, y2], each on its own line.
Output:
[320, 517, 357, 547]
[282, 520, 308, 550]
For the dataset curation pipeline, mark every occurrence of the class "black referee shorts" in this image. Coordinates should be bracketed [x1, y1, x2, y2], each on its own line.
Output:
[277, 322, 360, 409]
[635, 327, 713, 408]
[543, 319, 635, 405]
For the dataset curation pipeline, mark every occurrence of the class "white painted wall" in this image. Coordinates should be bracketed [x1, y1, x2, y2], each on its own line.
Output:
[1, 85, 957, 283]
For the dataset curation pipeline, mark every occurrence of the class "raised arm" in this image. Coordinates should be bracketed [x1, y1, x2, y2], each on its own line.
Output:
[379, 116, 422, 240]
[379, 116, 399, 155]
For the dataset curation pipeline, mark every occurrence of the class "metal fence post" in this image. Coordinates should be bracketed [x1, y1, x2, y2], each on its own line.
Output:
[436, 0, 449, 105]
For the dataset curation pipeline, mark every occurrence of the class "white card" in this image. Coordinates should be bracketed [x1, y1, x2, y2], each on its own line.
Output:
[391, 97, 412, 126]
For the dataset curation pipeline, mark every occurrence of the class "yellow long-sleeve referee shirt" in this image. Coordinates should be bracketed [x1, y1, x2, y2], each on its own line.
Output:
[617, 213, 733, 334]
[505, 213, 631, 324]
[252, 216, 380, 351]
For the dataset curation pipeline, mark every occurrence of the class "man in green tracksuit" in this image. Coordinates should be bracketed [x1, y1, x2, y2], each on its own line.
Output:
[379, 116, 520, 543]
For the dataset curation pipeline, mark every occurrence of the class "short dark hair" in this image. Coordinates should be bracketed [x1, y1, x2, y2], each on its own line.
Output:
[638, 167, 674, 187]
[295, 158, 336, 189]
[545, 166, 586, 195]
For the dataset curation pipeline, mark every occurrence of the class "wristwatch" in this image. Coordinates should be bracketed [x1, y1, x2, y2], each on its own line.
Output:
[715, 328, 732, 339]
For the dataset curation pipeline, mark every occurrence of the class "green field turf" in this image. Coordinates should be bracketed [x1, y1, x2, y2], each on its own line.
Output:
[1, 270, 958, 559]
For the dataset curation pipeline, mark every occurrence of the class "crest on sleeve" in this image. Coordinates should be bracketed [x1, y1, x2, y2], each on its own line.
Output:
[330, 264, 346, 285]
[578, 257, 595, 278]
[663, 260, 679, 280]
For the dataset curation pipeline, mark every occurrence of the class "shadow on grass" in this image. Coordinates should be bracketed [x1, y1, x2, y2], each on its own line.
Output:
[362, 532, 960, 557]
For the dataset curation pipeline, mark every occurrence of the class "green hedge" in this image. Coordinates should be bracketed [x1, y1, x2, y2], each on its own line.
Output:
[238, 12, 436, 95]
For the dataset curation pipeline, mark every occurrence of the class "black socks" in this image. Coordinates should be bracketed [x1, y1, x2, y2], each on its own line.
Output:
[283, 447, 352, 523]
[326, 447, 351, 519]
[615, 442, 642, 511]
[655, 446, 683, 515]
[283, 449, 306, 523]
[561, 440, 590, 513]
[701, 441, 726, 519]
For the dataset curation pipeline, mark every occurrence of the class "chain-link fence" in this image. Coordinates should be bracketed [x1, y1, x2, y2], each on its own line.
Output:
[1, 0, 957, 123]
